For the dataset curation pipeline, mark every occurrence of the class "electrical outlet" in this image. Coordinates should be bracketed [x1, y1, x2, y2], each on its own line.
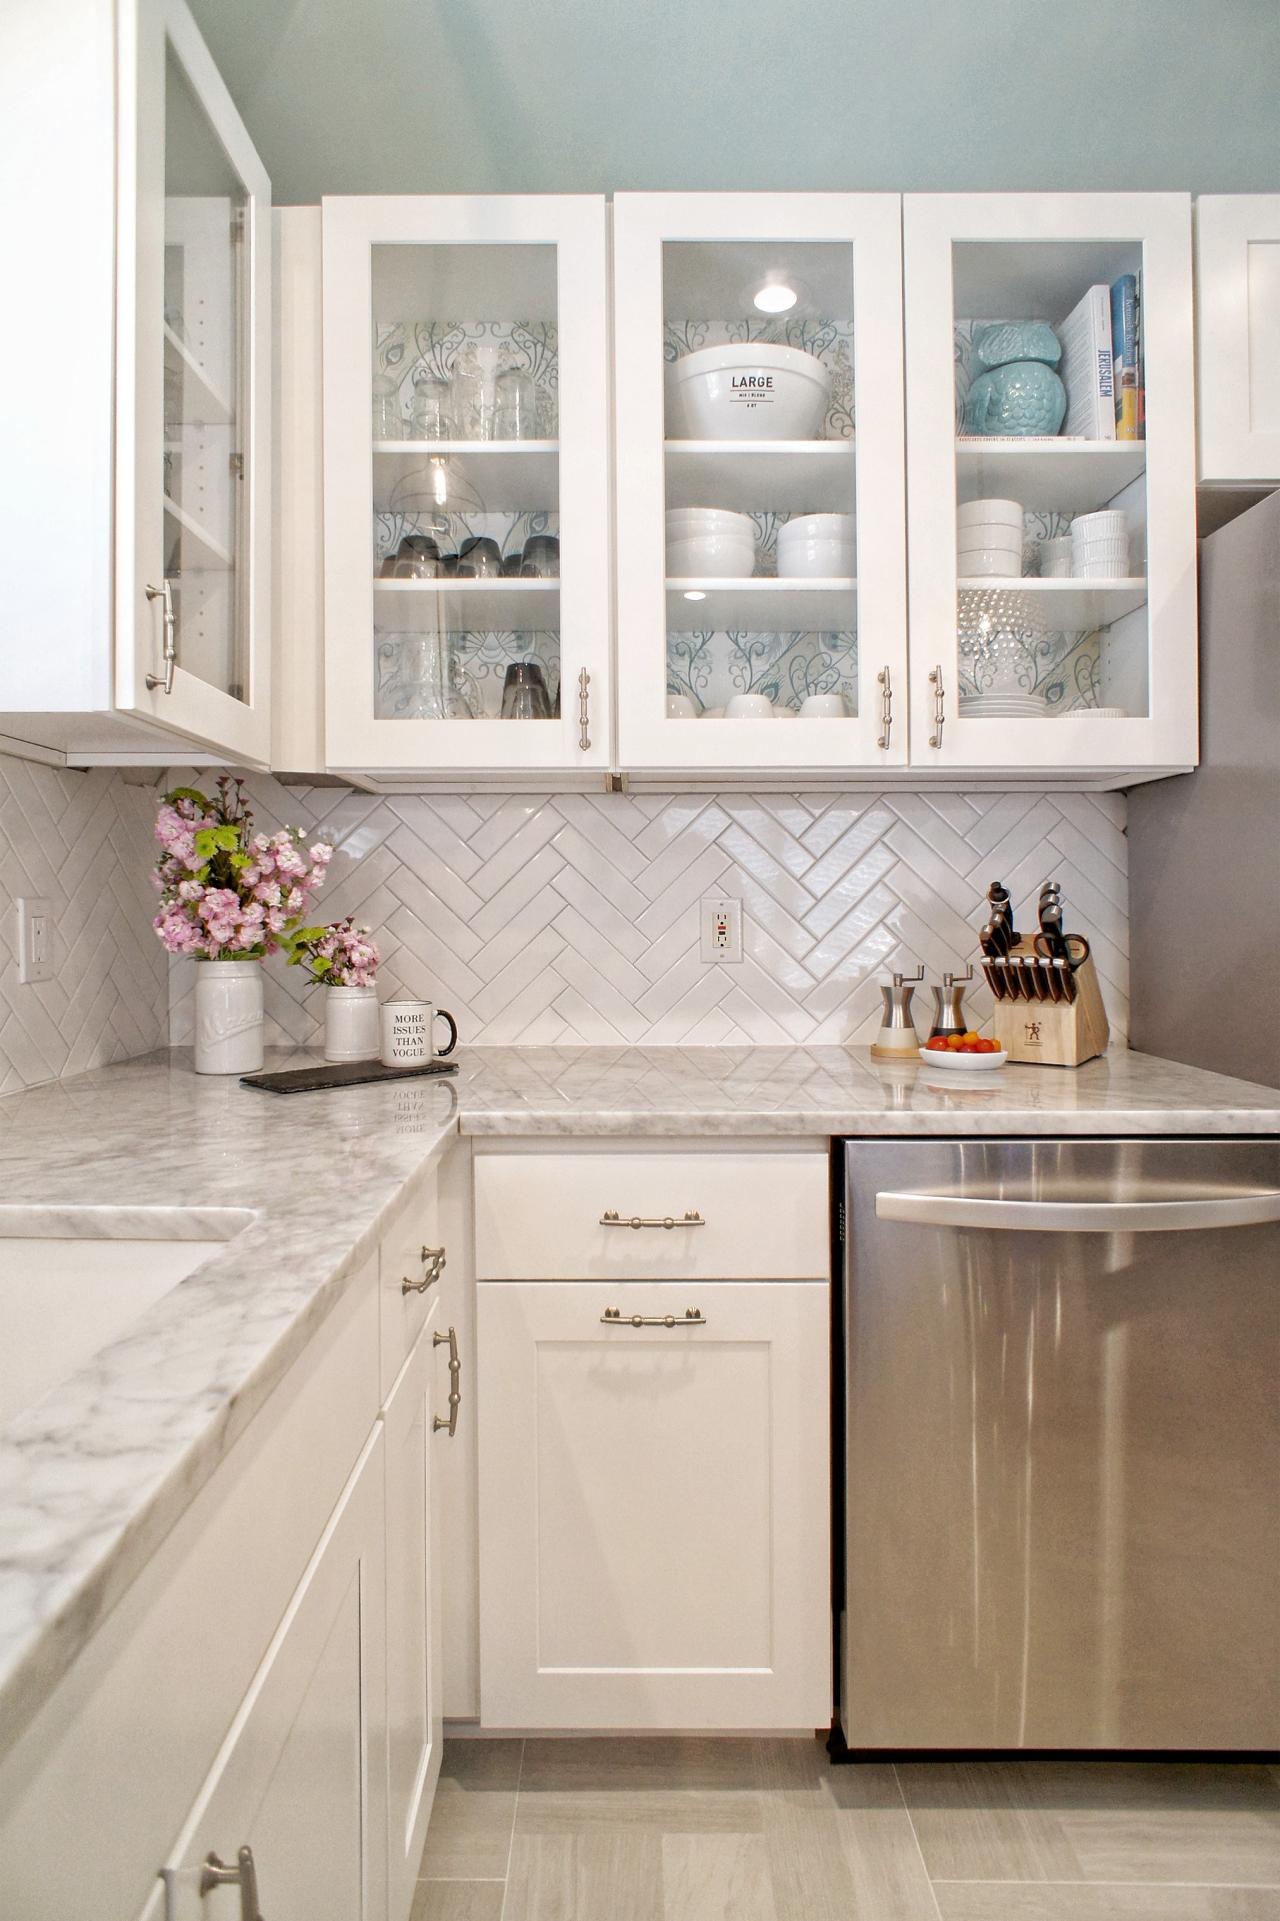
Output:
[699, 894, 743, 964]
[17, 898, 53, 984]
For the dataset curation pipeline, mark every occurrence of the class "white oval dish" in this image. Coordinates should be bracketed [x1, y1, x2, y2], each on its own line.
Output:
[918, 1046, 1008, 1070]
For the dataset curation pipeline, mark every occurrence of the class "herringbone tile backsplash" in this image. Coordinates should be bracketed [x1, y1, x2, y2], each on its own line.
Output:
[169, 774, 1129, 1050]
[0, 753, 168, 1094]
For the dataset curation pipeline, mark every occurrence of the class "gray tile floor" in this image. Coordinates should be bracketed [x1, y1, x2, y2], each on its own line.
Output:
[413, 1738, 1280, 1920]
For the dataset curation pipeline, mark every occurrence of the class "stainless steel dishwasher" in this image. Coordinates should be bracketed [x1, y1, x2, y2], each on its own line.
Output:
[837, 1137, 1280, 1754]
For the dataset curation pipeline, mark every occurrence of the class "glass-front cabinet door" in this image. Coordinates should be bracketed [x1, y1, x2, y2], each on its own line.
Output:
[124, 0, 271, 763]
[613, 194, 908, 771]
[322, 196, 611, 774]
[904, 193, 1197, 775]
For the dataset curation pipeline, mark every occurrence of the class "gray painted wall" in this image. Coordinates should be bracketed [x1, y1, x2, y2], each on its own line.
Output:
[1128, 492, 1280, 1090]
[190, 0, 1280, 205]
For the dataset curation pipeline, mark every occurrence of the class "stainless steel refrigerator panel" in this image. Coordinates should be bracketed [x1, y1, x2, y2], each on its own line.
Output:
[841, 1138, 1280, 1751]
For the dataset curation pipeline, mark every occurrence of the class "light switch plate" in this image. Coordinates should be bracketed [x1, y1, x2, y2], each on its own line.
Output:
[17, 897, 53, 984]
[699, 895, 743, 964]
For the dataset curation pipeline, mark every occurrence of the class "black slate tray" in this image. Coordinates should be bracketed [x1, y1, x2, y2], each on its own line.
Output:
[240, 1058, 460, 1096]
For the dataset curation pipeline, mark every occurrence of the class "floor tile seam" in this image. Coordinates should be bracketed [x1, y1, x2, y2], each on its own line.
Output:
[497, 1737, 524, 1921]
[889, 1763, 947, 1921]
[928, 1879, 1280, 1890]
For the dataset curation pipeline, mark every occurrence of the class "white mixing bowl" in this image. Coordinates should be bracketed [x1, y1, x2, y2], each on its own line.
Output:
[667, 534, 755, 578]
[671, 343, 832, 440]
[777, 539, 856, 579]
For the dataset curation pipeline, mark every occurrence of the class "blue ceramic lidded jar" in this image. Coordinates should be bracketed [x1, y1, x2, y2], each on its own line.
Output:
[965, 360, 1067, 437]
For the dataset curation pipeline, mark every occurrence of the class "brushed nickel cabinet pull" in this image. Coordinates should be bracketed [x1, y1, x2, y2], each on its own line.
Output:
[578, 667, 591, 751]
[402, 1243, 446, 1296]
[144, 581, 177, 694]
[433, 1324, 461, 1437]
[928, 664, 945, 748]
[601, 1307, 707, 1328]
[599, 1210, 705, 1230]
[200, 1846, 262, 1921]
[876, 665, 892, 749]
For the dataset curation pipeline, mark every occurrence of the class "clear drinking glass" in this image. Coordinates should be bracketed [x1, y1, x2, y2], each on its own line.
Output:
[409, 371, 452, 440]
[449, 366, 492, 441]
[372, 373, 404, 440]
[494, 367, 538, 440]
[520, 533, 560, 578]
[392, 534, 441, 578]
[501, 660, 552, 719]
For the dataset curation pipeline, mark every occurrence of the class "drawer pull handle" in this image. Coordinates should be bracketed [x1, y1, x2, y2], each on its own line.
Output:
[403, 1243, 447, 1296]
[599, 1210, 705, 1230]
[433, 1325, 461, 1437]
[601, 1307, 707, 1328]
[200, 1846, 262, 1921]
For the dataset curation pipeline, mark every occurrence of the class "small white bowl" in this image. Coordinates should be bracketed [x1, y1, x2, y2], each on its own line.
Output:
[666, 694, 697, 719]
[777, 540, 856, 580]
[666, 507, 756, 538]
[672, 343, 832, 440]
[957, 497, 1022, 528]
[957, 548, 1022, 578]
[918, 1046, 1008, 1070]
[667, 535, 755, 578]
[799, 693, 848, 718]
[955, 521, 1022, 552]
[725, 693, 776, 719]
[1072, 510, 1127, 539]
[779, 513, 855, 546]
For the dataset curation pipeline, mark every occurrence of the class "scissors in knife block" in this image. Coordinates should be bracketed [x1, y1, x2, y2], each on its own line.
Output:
[1033, 928, 1091, 970]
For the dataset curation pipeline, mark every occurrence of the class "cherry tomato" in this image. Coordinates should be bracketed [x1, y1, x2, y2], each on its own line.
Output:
[926, 1036, 949, 1051]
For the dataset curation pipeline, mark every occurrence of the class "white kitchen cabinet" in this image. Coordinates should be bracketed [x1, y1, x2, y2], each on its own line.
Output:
[382, 1310, 445, 1921]
[613, 193, 908, 771]
[162, 1427, 387, 1921]
[1196, 195, 1280, 485]
[0, 0, 272, 767]
[903, 193, 1198, 778]
[322, 195, 613, 779]
[477, 1278, 831, 1730]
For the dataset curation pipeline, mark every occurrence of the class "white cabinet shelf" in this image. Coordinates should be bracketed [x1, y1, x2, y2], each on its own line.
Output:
[373, 440, 560, 513]
[664, 439, 854, 513]
[164, 495, 233, 571]
[373, 577, 559, 630]
[163, 321, 233, 427]
[957, 576, 1148, 630]
[666, 576, 856, 629]
[955, 438, 1147, 511]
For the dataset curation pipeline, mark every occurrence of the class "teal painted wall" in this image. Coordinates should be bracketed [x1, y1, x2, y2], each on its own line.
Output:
[191, 0, 1278, 205]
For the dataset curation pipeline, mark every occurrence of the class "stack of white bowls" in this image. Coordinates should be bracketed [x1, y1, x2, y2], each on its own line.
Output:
[957, 497, 1023, 579]
[666, 508, 756, 579]
[777, 513, 855, 579]
[1071, 510, 1130, 579]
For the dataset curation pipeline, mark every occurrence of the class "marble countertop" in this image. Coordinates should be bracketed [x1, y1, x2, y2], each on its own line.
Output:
[1, 1041, 1276, 1752]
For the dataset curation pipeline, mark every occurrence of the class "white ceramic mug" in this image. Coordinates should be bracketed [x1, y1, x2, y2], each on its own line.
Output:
[799, 693, 848, 718]
[666, 693, 698, 719]
[379, 999, 459, 1069]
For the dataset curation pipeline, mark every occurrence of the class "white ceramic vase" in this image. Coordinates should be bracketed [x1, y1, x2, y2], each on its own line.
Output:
[194, 960, 264, 1075]
[323, 984, 380, 1063]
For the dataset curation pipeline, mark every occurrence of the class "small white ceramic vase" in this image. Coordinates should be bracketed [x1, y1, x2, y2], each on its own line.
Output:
[324, 984, 381, 1063]
[194, 959, 264, 1075]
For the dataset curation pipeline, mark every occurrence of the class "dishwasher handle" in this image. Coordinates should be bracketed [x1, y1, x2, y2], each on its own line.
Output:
[875, 1190, 1280, 1234]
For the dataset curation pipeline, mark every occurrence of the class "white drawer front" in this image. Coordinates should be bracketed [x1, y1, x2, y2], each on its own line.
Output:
[474, 1148, 829, 1280]
[379, 1162, 443, 1396]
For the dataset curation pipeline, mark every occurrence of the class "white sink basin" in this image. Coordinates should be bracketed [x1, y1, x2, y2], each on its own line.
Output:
[0, 1208, 253, 1429]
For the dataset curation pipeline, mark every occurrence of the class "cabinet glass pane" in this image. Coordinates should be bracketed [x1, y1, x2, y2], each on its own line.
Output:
[163, 45, 249, 702]
[371, 243, 560, 723]
[662, 241, 857, 725]
[952, 239, 1149, 727]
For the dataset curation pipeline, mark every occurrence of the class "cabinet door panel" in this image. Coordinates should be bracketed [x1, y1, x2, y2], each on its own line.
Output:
[162, 1429, 386, 1921]
[123, 0, 271, 762]
[478, 1280, 830, 1730]
[1196, 194, 1280, 483]
[383, 1312, 444, 1921]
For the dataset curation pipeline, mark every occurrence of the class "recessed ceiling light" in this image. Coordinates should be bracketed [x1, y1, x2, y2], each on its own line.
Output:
[753, 281, 798, 314]
[683, 589, 707, 601]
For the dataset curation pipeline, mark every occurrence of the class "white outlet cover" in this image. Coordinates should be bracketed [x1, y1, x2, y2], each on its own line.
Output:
[699, 894, 743, 965]
[17, 897, 53, 984]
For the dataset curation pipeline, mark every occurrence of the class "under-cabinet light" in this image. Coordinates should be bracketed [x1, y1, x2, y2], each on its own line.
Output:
[683, 589, 707, 601]
[753, 281, 798, 314]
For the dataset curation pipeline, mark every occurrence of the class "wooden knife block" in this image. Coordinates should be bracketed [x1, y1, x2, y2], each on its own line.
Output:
[992, 941, 1110, 1067]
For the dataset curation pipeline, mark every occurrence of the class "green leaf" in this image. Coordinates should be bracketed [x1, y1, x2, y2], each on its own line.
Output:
[164, 785, 212, 810]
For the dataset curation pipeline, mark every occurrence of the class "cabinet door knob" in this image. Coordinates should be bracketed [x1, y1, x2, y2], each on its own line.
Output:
[433, 1324, 461, 1437]
[200, 1845, 262, 1921]
[144, 581, 177, 695]
[402, 1244, 446, 1295]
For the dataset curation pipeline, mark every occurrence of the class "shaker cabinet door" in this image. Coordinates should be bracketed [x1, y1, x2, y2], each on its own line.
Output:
[1196, 194, 1280, 484]
[477, 1279, 831, 1730]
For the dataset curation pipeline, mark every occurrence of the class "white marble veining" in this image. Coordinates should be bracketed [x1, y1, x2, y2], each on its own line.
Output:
[0, 1042, 1276, 1754]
